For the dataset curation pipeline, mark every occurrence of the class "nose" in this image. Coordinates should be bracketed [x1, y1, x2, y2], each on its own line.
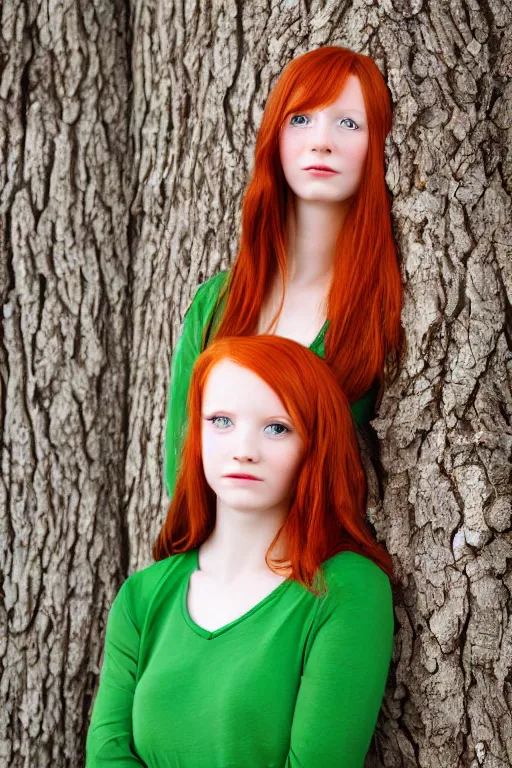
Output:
[234, 453, 256, 463]
[233, 428, 259, 464]
[311, 117, 332, 153]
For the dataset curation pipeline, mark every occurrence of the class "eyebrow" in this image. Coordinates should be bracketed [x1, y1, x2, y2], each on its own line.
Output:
[202, 410, 293, 422]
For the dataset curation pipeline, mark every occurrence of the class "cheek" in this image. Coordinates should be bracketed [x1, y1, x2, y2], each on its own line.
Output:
[268, 443, 303, 487]
[279, 130, 302, 175]
[338, 135, 368, 170]
[201, 429, 224, 474]
[201, 431, 229, 493]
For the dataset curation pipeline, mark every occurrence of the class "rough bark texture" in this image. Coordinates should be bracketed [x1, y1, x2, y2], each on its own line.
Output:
[1, 1, 511, 767]
[369, 6, 512, 766]
[0, 0, 133, 766]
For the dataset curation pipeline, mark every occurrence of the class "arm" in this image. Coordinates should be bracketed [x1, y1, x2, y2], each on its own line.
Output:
[284, 555, 394, 768]
[163, 298, 203, 500]
[86, 582, 146, 767]
[163, 272, 229, 499]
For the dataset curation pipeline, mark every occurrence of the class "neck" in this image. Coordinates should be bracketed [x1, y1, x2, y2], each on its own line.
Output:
[285, 196, 351, 284]
[198, 498, 289, 583]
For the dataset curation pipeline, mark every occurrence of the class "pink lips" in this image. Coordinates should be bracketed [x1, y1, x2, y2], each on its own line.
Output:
[304, 164, 339, 176]
[224, 474, 263, 482]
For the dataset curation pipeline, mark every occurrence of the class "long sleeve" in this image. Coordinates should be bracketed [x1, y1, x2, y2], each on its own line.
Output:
[283, 556, 394, 768]
[163, 298, 203, 500]
[86, 582, 145, 767]
[163, 272, 229, 500]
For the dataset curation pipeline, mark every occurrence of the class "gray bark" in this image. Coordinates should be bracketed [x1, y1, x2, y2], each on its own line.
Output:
[1, 0, 511, 767]
[0, 0, 132, 766]
[370, 6, 512, 766]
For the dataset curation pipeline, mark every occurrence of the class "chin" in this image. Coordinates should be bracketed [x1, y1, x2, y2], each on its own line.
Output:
[295, 188, 348, 203]
[224, 502, 269, 513]
[218, 491, 276, 512]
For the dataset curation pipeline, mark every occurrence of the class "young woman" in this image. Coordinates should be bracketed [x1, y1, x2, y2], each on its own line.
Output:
[164, 45, 403, 498]
[87, 336, 395, 768]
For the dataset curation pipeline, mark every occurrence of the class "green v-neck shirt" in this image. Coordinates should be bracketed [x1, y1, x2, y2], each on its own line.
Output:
[86, 548, 394, 768]
[164, 272, 380, 498]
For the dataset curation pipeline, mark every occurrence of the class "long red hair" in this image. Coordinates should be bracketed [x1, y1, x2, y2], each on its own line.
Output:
[154, 336, 394, 591]
[213, 46, 402, 403]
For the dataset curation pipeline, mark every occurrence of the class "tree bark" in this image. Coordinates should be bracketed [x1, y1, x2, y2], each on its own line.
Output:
[369, 5, 512, 766]
[0, 0, 132, 766]
[1, 1, 511, 767]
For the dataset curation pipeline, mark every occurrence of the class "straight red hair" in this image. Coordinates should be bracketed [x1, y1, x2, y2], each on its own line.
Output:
[154, 336, 394, 592]
[213, 46, 402, 403]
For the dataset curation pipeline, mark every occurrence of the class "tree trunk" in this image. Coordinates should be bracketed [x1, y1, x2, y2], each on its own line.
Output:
[1, 1, 511, 767]
[370, 7, 512, 765]
[0, 0, 133, 766]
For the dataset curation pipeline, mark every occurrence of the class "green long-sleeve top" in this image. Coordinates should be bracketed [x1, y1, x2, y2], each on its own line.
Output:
[164, 271, 380, 499]
[86, 548, 394, 768]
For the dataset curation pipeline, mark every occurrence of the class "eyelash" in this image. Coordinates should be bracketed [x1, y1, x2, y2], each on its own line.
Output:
[289, 115, 359, 130]
[206, 416, 291, 437]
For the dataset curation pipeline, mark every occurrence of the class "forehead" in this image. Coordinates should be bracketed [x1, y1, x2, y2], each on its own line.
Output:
[295, 74, 366, 118]
[202, 359, 289, 415]
[323, 75, 366, 115]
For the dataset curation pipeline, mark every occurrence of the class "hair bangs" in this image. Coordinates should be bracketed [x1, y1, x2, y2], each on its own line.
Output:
[281, 57, 356, 124]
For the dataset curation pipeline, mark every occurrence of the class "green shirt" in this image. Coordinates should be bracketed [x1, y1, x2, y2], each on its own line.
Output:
[86, 549, 394, 768]
[164, 272, 379, 498]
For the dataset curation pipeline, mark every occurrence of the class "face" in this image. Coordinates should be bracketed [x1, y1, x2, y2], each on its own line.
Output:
[279, 75, 369, 204]
[201, 360, 304, 513]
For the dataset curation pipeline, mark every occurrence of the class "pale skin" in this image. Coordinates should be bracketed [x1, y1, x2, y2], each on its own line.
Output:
[187, 360, 303, 632]
[257, 74, 370, 346]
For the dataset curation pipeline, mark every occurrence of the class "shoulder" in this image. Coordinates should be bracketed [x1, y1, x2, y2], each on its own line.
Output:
[119, 553, 190, 629]
[320, 551, 393, 614]
[193, 270, 230, 304]
[182, 271, 230, 329]
[303, 551, 394, 666]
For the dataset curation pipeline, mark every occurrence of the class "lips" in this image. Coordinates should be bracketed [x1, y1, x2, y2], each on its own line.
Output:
[224, 474, 263, 481]
[304, 164, 338, 172]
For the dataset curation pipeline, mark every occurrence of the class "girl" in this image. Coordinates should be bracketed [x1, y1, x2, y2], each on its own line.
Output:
[164, 45, 402, 498]
[87, 336, 395, 768]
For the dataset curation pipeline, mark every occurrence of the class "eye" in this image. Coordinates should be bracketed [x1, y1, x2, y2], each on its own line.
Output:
[208, 416, 232, 429]
[290, 114, 310, 127]
[338, 117, 358, 130]
[264, 423, 290, 437]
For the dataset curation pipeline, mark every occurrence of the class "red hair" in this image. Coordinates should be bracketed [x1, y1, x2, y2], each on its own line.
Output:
[212, 46, 402, 403]
[154, 336, 394, 592]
